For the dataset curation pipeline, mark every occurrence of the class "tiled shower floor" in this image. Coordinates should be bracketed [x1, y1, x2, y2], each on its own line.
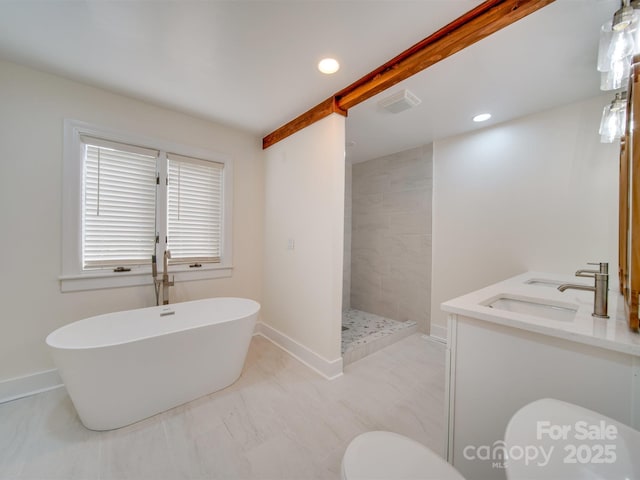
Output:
[341, 308, 418, 364]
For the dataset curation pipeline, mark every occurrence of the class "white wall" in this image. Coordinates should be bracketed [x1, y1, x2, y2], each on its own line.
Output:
[262, 114, 345, 368]
[0, 61, 264, 383]
[431, 95, 619, 337]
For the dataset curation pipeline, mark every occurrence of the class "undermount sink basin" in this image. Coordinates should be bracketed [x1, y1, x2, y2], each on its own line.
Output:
[484, 295, 578, 322]
[505, 399, 640, 479]
[525, 278, 589, 289]
[524, 278, 565, 287]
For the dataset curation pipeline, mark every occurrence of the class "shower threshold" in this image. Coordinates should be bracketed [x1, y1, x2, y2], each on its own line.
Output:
[341, 309, 417, 365]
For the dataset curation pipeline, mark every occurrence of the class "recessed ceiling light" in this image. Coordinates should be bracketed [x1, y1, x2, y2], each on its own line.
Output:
[318, 58, 340, 74]
[473, 113, 492, 122]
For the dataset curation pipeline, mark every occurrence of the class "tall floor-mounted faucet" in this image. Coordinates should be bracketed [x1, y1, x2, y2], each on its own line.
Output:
[558, 263, 609, 318]
[162, 249, 174, 305]
[152, 254, 160, 306]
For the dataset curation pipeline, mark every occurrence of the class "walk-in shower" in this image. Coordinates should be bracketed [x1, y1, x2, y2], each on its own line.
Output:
[342, 144, 433, 364]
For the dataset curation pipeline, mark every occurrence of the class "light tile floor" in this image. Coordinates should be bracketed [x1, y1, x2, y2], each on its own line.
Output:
[0, 334, 446, 480]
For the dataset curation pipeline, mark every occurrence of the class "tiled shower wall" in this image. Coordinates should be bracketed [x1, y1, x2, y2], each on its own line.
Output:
[350, 144, 433, 332]
[343, 160, 352, 310]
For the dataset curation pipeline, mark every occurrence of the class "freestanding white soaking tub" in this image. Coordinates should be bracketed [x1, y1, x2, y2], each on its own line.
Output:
[46, 297, 259, 430]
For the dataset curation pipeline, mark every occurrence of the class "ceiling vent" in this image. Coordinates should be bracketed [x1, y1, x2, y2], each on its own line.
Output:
[378, 89, 421, 113]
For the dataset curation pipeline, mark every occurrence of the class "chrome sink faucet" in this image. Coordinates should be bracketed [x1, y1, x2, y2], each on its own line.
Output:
[558, 263, 609, 318]
[575, 262, 608, 278]
[162, 249, 174, 305]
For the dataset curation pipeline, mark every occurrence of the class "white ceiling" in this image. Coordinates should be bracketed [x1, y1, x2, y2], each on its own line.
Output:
[0, 1, 618, 162]
[0, 0, 483, 135]
[347, 0, 618, 163]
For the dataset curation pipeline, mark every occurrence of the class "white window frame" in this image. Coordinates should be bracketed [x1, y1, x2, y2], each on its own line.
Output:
[60, 119, 233, 292]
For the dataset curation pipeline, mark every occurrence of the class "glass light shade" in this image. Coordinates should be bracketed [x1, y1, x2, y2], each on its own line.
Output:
[599, 95, 627, 143]
[607, 28, 636, 62]
[600, 58, 631, 90]
[598, 13, 636, 90]
[598, 8, 639, 88]
[598, 21, 615, 72]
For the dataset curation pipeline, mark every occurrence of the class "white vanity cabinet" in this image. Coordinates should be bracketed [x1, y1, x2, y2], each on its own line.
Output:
[441, 272, 640, 480]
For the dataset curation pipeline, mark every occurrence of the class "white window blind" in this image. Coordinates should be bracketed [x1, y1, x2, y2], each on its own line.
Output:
[82, 136, 158, 268]
[167, 153, 223, 264]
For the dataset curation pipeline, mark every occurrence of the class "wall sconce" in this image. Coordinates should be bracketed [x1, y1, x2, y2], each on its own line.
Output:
[597, 2, 637, 143]
[599, 91, 627, 143]
[598, 0, 639, 91]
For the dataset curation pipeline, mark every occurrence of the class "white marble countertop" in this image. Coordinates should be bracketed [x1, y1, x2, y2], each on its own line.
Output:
[441, 271, 640, 356]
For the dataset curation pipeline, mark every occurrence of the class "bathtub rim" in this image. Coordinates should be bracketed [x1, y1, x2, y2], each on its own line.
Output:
[46, 297, 260, 351]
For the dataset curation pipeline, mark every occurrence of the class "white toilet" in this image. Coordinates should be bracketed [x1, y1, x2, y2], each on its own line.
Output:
[341, 431, 465, 480]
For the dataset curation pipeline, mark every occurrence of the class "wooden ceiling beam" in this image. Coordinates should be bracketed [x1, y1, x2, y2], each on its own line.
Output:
[262, 97, 346, 150]
[335, 0, 554, 110]
[262, 0, 554, 150]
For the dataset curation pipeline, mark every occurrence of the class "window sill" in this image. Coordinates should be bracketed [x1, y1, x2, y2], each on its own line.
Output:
[59, 265, 233, 292]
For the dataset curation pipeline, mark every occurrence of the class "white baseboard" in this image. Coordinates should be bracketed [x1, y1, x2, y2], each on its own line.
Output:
[1, 324, 346, 403]
[254, 322, 343, 380]
[429, 323, 448, 344]
[0, 369, 63, 404]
